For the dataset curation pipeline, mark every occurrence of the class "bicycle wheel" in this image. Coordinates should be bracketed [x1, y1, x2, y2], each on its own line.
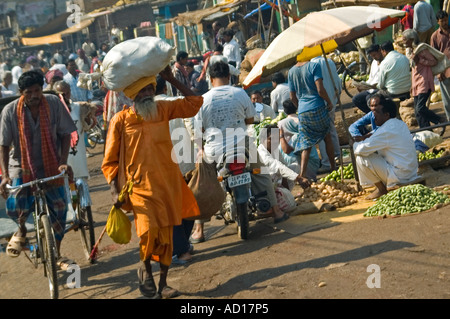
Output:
[342, 62, 367, 99]
[40, 214, 59, 299]
[77, 204, 95, 262]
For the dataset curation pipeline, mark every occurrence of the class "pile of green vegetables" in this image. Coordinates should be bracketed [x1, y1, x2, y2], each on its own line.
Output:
[417, 149, 445, 162]
[363, 184, 450, 217]
[320, 163, 354, 182]
[253, 112, 287, 144]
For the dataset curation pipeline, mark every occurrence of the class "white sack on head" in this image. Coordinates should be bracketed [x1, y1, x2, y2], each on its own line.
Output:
[100, 36, 175, 91]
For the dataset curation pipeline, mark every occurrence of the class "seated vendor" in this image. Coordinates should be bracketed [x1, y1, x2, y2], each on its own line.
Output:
[352, 93, 420, 200]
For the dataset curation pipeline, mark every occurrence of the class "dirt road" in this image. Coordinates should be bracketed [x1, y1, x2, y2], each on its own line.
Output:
[1, 96, 450, 301]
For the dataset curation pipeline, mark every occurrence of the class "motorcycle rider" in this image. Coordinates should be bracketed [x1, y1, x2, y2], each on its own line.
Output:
[194, 61, 289, 224]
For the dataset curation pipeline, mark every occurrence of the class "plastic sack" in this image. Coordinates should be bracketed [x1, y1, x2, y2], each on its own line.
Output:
[106, 206, 132, 244]
[100, 36, 175, 91]
[275, 187, 297, 212]
[413, 131, 443, 149]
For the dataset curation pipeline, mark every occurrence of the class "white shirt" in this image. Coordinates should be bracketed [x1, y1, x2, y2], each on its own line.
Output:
[258, 143, 298, 184]
[254, 102, 276, 122]
[354, 118, 419, 187]
[11, 66, 23, 84]
[195, 85, 256, 163]
[270, 83, 291, 113]
[367, 59, 381, 86]
[0, 83, 18, 97]
[223, 39, 241, 69]
[67, 102, 89, 179]
[377, 50, 411, 95]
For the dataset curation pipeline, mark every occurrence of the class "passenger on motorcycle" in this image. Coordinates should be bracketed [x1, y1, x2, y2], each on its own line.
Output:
[194, 61, 289, 224]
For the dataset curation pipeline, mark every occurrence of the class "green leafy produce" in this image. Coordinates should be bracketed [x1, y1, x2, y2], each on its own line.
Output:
[253, 112, 287, 145]
[417, 149, 445, 162]
[363, 184, 450, 217]
[320, 163, 354, 182]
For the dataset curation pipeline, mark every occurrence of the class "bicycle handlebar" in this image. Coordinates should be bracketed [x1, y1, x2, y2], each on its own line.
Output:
[5, 170, 67, 191]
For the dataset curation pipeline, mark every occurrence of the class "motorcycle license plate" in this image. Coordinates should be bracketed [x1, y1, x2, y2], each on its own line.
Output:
[227, 172, 251, 188]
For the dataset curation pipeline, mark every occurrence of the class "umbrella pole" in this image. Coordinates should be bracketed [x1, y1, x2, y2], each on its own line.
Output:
[320, 44, 362, 191]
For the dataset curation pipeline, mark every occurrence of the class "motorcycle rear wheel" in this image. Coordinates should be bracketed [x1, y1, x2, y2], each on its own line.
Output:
[236, 202, 249, 240]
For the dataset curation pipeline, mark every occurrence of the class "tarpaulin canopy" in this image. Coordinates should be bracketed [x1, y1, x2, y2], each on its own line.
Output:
[21, 12, 72, 38]
[244, 0, 291, 19]
[243, 6, 405, 88]
[173, 0, 249, 26]
[21, 18, 94, 46]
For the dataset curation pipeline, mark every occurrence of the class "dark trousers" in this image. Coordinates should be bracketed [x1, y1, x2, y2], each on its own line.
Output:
[172, 219, 194, 257]
[414, 90, 442, 128]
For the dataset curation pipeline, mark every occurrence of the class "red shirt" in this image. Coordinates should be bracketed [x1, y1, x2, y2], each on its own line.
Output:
[430, 27, 450, 78]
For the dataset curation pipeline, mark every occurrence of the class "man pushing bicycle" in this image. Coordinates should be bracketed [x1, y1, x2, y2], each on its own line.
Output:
[0, 70, 77, 270]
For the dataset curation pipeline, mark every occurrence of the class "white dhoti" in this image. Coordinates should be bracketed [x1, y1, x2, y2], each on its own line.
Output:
[356, 153, 419, 189]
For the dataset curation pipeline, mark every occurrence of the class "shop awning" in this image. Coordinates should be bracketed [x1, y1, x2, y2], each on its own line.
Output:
[173, 0, 249, 26]
[321, 0, 418, 9]
[20, 18, 94, 46]
[21, 33, 63, 46]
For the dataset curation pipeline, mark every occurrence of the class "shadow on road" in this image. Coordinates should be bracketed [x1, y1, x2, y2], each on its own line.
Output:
[191, 240, 416, 298]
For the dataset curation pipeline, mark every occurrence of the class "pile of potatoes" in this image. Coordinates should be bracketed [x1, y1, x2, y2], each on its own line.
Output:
[296, 180, 365, 208]
[328, 51, 360, 65]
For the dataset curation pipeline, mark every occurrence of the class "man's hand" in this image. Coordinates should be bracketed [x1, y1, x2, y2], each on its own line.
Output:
[295, 175, 311, 189]
[159, 65, 174, 82]
[0, 176, 12, 199]
[110, 179, 123, 208]
[437, 72, 446, 82]
[58, 164, 74, 182]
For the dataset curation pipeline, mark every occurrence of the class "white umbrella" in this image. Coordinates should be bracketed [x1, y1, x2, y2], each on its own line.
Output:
[243, 6, 405, 88]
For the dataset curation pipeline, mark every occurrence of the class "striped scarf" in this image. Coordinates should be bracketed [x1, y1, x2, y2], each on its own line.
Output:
[17, 95, 62, 185]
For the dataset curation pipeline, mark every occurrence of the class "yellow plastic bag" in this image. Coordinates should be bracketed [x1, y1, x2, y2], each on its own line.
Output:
[106, 206, 132, 244]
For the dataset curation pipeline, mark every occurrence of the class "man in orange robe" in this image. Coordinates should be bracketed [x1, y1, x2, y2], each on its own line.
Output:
[102, 66, 203, 298]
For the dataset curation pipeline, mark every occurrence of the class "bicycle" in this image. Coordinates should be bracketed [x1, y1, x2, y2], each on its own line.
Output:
[333, 50, 369, 99]
[341, 60, 370, 99]
[1, 170, 96, 299]
[69, 177, 95, 261]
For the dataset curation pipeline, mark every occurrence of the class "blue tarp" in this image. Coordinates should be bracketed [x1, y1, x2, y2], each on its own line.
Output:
[243, 0, 291, 19]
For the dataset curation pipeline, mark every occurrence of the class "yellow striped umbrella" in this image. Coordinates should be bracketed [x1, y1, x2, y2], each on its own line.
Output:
[242, 6, 405, 89]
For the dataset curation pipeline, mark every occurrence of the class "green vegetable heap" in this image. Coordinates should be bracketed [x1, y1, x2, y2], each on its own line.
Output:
[363, 184, 450, 217]
[320, 163, 354, 182]
[417, 150, 445, 162]
[253, 112, 287, 145]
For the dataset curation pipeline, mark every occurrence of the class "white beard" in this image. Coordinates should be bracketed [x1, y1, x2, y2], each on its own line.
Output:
[134, 96, 158, 121]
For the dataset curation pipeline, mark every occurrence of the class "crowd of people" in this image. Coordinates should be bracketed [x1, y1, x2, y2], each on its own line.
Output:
[0, 5, 449, 299]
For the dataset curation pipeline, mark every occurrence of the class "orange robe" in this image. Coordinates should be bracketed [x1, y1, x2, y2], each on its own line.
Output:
[102, 96, 203, 264]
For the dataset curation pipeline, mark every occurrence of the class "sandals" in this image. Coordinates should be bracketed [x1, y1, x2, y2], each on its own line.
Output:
[274, 212, 290, 224]
[57, 257, 76, 271]
[189, 235, 205, 244]
[159, 286, 180, 299]
[137, 264, 159, 298]
[6, 233, 26, 257]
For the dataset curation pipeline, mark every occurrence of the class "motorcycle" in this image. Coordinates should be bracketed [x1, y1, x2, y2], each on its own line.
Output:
[216, 153, 271, 240]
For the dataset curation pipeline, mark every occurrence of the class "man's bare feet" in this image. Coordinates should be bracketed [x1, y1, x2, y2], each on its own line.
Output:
[365, 189, 387, 200]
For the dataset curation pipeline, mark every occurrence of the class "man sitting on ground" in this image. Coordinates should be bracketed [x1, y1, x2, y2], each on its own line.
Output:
[352, 93, 420, 200]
